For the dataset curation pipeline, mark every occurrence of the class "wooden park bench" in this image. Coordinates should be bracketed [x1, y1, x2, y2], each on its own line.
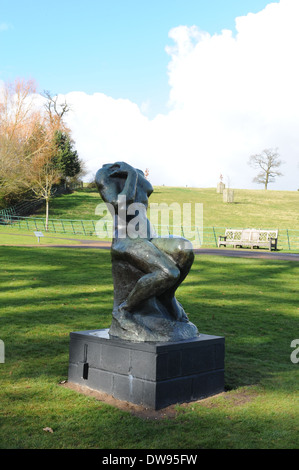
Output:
[218, 228, 278, 251]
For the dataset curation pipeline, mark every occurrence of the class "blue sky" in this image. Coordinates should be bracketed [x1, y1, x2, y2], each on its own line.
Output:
[1, 0, 277, 115]
[1, 0, 298, 191]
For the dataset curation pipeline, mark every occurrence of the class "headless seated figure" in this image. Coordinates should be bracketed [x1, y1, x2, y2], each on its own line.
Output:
[95, 162, 198, 342]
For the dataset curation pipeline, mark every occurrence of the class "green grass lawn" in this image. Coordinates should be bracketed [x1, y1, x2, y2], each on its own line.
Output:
[0, 229, 101, 246]
[0, 246, 298, 449]
[33, 186, 299, 230]
[11, 186, 297, 250]
[0, 231, 81, 246]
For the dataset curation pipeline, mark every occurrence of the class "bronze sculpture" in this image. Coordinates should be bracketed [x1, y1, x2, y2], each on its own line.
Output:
[95, 161, 199, 342]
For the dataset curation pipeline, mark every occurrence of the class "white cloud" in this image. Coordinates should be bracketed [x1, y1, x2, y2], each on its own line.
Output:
[64, 0, 299, 190]
[64, 92, 150, 179]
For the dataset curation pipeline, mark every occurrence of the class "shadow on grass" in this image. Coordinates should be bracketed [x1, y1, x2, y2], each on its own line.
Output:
[182, 256, 299, 389]
[1, 247, 298, 392]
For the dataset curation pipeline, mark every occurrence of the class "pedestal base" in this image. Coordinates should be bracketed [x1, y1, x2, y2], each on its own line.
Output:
[68, 329, 225, 410]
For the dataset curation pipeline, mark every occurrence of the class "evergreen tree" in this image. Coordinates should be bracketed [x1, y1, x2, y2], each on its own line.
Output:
[54, 130, 81, 180]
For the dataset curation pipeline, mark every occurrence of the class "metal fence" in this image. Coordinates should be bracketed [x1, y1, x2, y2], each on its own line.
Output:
[1, 214, 299, 251]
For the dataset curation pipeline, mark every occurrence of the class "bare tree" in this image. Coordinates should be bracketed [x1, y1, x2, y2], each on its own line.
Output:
[24, 146, 61, 230]
[0, 81, 81, 220]
[23, 92, 73, 229]
[41, 90, 70, 129]
[0, 79, 40, 202]
[248, 148, 283, 190]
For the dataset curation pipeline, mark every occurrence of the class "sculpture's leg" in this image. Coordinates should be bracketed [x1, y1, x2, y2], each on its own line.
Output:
[111, 238, 181, 315]
[151, 237, 194, 321]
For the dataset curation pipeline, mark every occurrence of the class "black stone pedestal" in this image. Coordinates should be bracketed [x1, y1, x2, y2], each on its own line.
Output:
[68, 329, 225, 410]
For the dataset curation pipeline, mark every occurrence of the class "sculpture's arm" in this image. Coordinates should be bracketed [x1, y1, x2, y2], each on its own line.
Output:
[95, 162, 138, 209]
[95, 167, 119, 208]
[111, 162, 138, 204]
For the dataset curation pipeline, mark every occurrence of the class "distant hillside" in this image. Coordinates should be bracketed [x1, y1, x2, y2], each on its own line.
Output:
[33, 186, 299, 230]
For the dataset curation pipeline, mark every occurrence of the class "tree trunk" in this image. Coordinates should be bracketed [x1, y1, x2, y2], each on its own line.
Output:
[265, 172, 269, 190]
[45, 198, 49, 231]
